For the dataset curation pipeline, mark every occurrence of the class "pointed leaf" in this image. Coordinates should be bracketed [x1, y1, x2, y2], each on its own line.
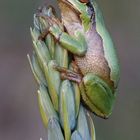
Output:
[47, 118, 64, 140]
[55, 43, 68, 68]
[71, 131, 83, 140]
[86, 112, 96, 140]
[32, 40, 51, 70]
[72, 82, 80, 118]
[60, 80, 76, 130]
[38, 85, 58, 127]
[27, 53, 47, 86]
[44, 60, 60, 111]
[77, 105, 90, 140]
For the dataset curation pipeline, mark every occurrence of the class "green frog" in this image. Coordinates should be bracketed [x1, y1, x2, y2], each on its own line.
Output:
[39, 0, 120, 119]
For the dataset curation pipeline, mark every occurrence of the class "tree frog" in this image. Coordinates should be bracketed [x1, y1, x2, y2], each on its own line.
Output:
[40, 0, 120, 119]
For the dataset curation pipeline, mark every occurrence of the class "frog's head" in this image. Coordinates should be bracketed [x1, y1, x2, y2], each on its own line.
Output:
[58, 0, 95, 30]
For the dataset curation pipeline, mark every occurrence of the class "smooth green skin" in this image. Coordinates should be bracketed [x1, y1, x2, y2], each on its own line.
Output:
[48, 0, 120, 118]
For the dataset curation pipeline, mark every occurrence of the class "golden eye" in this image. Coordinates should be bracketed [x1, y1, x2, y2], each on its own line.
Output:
[79, 0, 89, 3]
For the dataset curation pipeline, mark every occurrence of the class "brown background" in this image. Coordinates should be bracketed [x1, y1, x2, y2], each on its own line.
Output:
[0, 0, 140, 139]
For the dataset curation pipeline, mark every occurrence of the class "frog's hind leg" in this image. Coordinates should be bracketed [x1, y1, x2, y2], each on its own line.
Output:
[54, 66, 82, 83]
[80, 73, 115, 119]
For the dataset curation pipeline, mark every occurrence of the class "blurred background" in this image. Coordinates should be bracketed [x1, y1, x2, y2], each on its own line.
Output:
[0, 0, 140, 140]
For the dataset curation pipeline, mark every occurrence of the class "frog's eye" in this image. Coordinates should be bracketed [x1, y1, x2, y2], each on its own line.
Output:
[79, 0, 89, 3]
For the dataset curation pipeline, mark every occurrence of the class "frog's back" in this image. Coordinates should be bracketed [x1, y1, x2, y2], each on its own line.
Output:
[93, 1, 120, 88]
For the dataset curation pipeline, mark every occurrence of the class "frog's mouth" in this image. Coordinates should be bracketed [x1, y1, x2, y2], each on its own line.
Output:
[59, 0, 82, 16]
[59, 0, 95, 23]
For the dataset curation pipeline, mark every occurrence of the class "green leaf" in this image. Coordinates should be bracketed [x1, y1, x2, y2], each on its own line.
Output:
[86, 112, 96, 140]
[55, 43, 68, 68]
[77, 105, 90, 140]
[71, 131, 83, 140]
[72, 82, 80, 118]
[44, 60, 60, 111]
[27, 53, 47, 86]
[47, 118, 64, 140]
[59, 80, 77, 140]
[38, 85, 58, 127]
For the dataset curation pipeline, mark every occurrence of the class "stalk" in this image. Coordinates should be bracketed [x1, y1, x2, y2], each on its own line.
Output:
[28, 4, 96, 140]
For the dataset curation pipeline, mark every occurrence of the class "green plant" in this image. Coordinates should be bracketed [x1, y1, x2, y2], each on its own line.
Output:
[28, 5, 96, 140]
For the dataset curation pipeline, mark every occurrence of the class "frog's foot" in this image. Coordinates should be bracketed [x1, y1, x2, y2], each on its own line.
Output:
[70, 61, 81, 73]
[54, 66, 82, 83]
[34, 6, 59, 40]
[38, 16, 62, 41]
[38, 28, 50, 40]
[36, 11, 63, 41]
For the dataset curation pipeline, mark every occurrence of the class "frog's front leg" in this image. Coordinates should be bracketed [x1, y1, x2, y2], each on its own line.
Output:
[51, 29, 87, 56]
[80, 73, 115, 119]
[39, 16, 87, 56]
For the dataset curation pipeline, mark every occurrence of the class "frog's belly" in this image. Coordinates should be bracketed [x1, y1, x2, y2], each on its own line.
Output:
[75, 51, 113, 87]
[74, 28, 113, 87]
[75, 51, 109, 78]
